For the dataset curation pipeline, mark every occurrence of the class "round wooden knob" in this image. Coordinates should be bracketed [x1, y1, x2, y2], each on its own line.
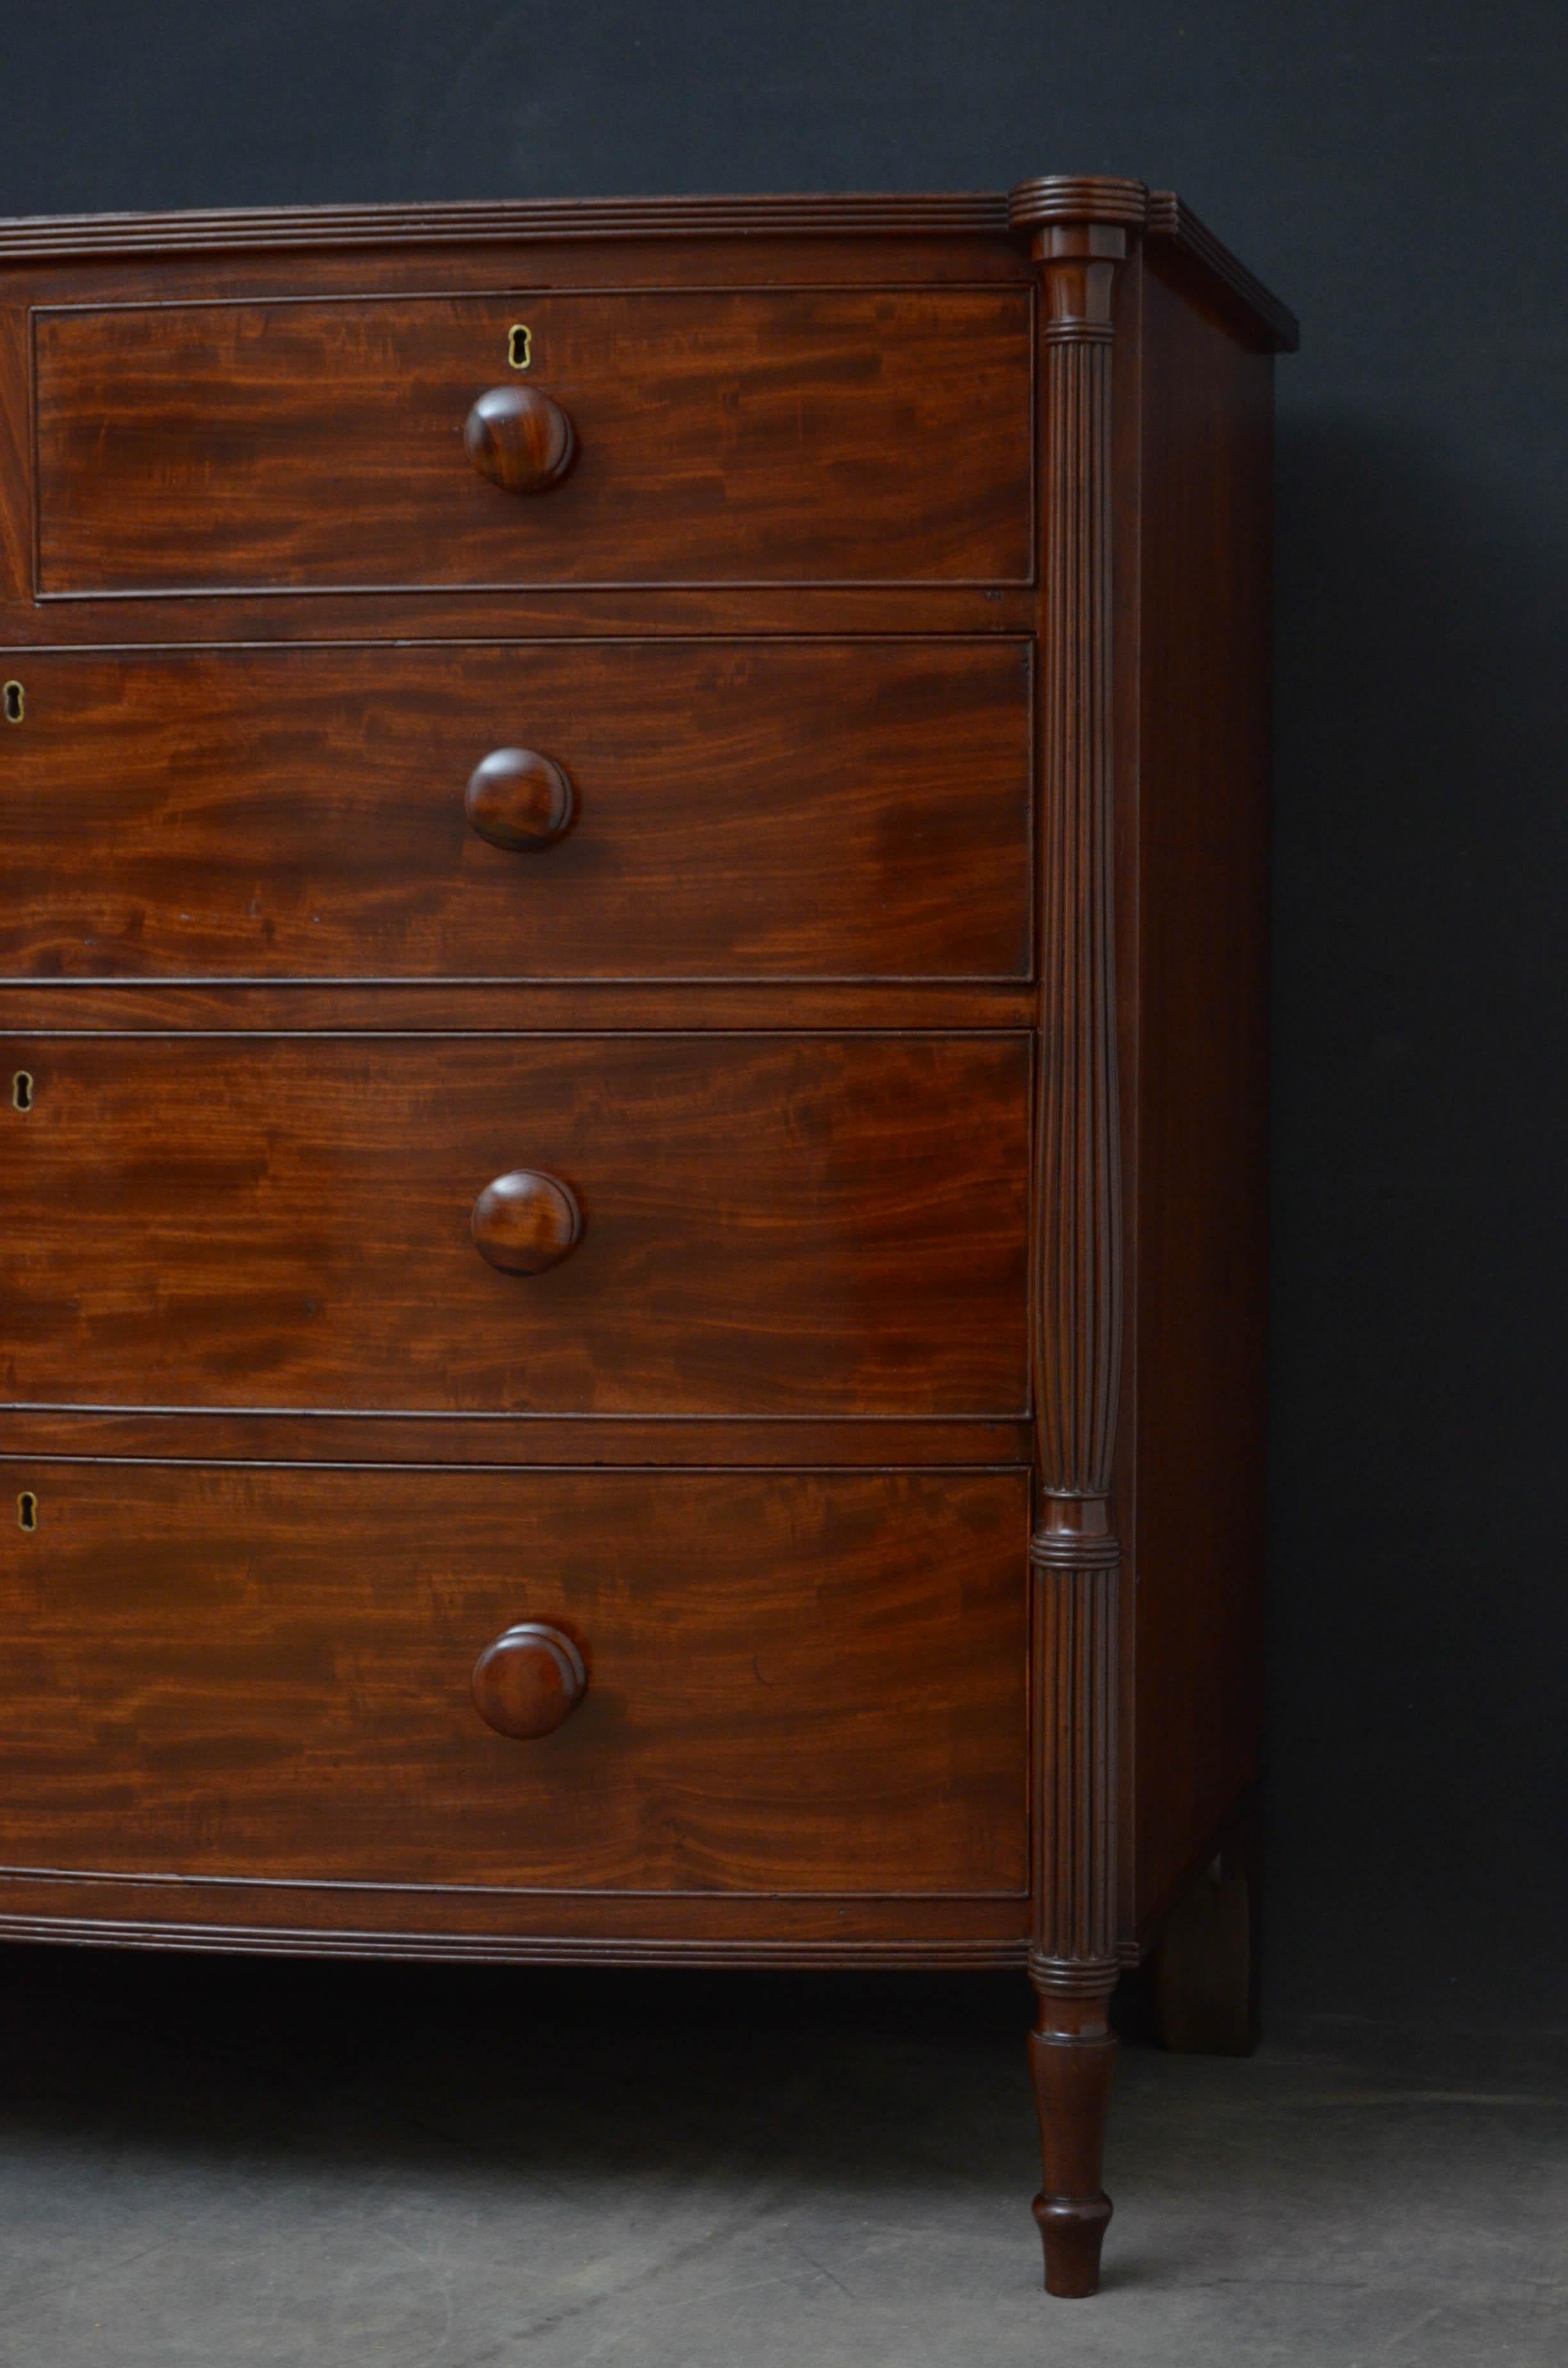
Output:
[464, 748, 575, 852]
[471, 1169, 582, 1275]
[471, 1622, 587, 1739]
[464, 385, 576, 493]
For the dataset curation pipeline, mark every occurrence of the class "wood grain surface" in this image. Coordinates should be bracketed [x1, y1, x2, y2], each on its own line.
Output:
[0, 183, 1294, 2304]
[0, 1032, 1031, 1416]
[0, 190, 1298, 357]
[34, 288, 1034, 593]
[1124, 252, 1272, 1943]
[0, 1410, 1032, 1468]
[0, 639, 1031, 980]
[0, 1461, 1029, 1893]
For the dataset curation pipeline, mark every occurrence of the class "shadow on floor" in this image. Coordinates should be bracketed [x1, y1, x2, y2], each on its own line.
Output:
[0, 1943, 1562, 2367]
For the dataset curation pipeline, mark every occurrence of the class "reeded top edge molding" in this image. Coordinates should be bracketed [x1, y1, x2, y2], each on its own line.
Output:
[0, 182, 1296, 349]
[1144, 190, 1298, 350]
[0, 191, 1012, 258]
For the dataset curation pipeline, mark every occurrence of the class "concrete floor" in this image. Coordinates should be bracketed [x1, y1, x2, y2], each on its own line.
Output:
[0, 1948, 1560, 2366]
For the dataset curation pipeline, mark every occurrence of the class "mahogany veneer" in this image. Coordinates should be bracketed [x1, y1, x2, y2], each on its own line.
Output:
[0, 639, 1031, 978]
[0, 1032, 1029, 1413]
[0, 1463, 1028, 1891]
[33, 288, 1034, 591]
[0, 177, 1293, 2299]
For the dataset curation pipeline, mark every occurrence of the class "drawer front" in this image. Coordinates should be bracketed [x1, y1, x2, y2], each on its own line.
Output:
[0, 1033, 1029, 1416]
[34, 288, 1034, 594]
[0, 1463, 1029, 1895]
[0, 639, 1031, 982]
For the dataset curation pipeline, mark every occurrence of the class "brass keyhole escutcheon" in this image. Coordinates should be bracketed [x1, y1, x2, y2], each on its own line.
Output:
[12, 1070, 33, 1112]
[16, 1492, 37, 1533]
[3, 680, 23, 723]
[508, 323, 531, 370]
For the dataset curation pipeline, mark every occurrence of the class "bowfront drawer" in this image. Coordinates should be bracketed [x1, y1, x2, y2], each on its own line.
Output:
[0, 639, 1031, 981]
[0, 1033, 1029, 1416]
[33, 288, 1034, 594]
[0, 1462, 1029, 1893]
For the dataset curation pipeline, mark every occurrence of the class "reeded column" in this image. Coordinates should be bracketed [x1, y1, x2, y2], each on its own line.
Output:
[1009, 172, 1145, 2299]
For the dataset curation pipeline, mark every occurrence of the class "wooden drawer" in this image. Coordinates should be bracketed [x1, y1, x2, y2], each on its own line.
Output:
[0, 639, 1032, 982]
[0, 1032, 1029, 1417]
[0, 1461, 1029, 1894]
[33, 288, 1034, 595]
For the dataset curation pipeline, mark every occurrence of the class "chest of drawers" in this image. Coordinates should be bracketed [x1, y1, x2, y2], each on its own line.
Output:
[0, 176, 1294, 2299]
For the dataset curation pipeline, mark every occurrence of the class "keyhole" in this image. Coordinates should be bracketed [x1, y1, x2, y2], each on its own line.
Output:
[507, 323, 531, 370]
[3, 680, 23, 723]
[12, 1069, 33, 1112]
[16, 1492, 37, 1533]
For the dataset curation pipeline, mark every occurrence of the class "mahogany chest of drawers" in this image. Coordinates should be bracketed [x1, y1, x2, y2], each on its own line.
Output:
[0, 176, 1294, 2298]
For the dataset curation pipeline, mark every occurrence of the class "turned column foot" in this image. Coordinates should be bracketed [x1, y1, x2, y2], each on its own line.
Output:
[1028, 1978, 1118, 2297]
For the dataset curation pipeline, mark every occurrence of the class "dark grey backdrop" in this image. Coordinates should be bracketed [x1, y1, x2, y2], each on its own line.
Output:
[4, 0, 1564, 2025]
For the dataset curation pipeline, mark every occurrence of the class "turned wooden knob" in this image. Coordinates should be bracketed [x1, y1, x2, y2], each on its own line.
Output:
[464, 748, 575, 851]
[471, 1169, 582, 1274]
[471, 1622, 587, 1739]
[464, 384, 576, 493]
